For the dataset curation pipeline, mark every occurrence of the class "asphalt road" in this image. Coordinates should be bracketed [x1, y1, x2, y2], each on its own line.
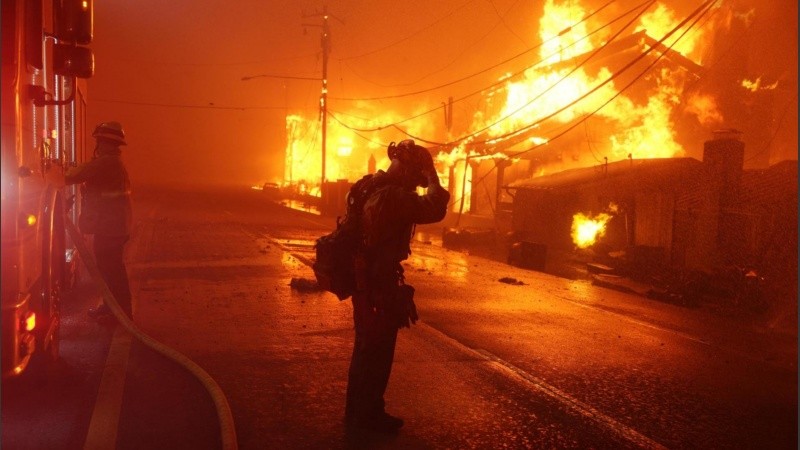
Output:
[2, 184, 796, 449]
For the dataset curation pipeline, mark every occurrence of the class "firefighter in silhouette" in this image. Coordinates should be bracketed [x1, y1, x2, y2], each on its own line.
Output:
[66, 121, 133, 321]
[345, 139, 450, 433]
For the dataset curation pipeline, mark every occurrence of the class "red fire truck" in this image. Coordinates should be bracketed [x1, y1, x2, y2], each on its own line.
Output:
[1, 0, 94, 378]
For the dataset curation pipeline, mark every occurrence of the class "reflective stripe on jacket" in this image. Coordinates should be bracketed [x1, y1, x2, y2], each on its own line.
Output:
[66, 153, 133, 236]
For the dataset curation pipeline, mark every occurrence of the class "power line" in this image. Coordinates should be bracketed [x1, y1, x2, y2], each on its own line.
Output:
[334, 0, 655, 147]
[92, 98, 297, 110]
[339, 0, 527, 89]
[328, 113, 390, 147]
[413, 0, 657, 147]
[328, 0, 646, 140]
[337, 0, 478, 61]
[330, 0, 617, 101]
[488, 0, 529, 48]
[344, 12, 507, 89]
[438, 0, 714, 151]
[510, 0, 719, 160]
[104, 53, 319, 67]
[442, 0, 718, 211]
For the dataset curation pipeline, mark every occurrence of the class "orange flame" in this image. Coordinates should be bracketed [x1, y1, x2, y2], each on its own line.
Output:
[635, 2, 706, 64]
[571, 212, 611, 248]
[685, 92, 723, 126]
[741, 77, 779, 92]
[282, 0, 721, 206]
[471, 0, 712, 173]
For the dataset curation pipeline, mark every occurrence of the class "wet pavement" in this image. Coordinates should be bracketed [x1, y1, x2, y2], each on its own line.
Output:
[2, 184, 797, 449]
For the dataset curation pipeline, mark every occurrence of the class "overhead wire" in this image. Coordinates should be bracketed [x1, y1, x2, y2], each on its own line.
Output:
[507, 0, 718, 160]
[680, 7, 751, 94]
[448, 0, 716, 150]
[346, 0, 529, 89]
[468, 0, 718, 153]
[332, 0, 712, 160]
[92, 98, 295, 110]
[443, 0, 719, 211]
[487, 0, 529, 48]
[337, 0, 479, 61]
[328, 0, 647, 140]
[485, 2, 659, 143]
[329, 112, 389, 147]
[383, 10, 508, 88]
[338, 4, 504, 89]
[104, 52, 319, 67]
[395, 0, 658, 146]
[330, 0, 616, 101]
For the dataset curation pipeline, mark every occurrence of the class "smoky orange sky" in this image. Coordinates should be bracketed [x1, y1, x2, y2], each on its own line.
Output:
[87, 0, 797, 189]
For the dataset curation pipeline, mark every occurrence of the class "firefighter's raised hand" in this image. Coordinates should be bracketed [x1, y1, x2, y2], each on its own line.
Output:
[423, 168, 442, 187]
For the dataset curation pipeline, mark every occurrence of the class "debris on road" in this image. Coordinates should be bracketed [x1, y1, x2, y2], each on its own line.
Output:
[442, 227, 497, 249]
[498, 277, 526, 285]
[289, 277, 322, 292]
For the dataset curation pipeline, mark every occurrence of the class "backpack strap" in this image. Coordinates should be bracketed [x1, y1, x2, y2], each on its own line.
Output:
[346, 173, 394, 292]
[344, 173, 391, 221]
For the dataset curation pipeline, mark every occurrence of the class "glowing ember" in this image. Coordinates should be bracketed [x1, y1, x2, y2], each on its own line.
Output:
[571, 212, 611, 248]
[741, 77, 779, 92]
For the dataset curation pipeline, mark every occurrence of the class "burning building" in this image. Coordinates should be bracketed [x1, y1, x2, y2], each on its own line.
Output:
[281, 0, 794, 222]
[507, 131, 797, 311]
[274, 0, 795, 312]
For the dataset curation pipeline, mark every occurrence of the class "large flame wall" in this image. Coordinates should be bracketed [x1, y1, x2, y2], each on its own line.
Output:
[281, 0, 793, 210]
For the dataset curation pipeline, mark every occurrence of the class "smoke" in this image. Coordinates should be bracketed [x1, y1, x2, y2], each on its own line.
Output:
[683, 0, 798, 166]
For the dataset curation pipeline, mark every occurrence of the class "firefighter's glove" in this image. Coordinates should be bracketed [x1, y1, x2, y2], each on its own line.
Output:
[416, 147, 437, 180]
[394, 284, 418, 329]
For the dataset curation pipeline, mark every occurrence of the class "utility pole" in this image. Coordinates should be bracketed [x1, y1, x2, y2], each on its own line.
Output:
[321, 6, 330, 192]
[303, 6, 341, 200]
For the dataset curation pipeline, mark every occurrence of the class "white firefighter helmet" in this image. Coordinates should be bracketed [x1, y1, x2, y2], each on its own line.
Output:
[92, 121, 127, 146]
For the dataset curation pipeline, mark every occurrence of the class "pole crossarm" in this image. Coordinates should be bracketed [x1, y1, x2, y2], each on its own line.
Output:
[241, 74, 322, 82]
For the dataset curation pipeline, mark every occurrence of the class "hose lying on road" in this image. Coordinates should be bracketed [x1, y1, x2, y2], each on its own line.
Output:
[66, 218, 238, 450]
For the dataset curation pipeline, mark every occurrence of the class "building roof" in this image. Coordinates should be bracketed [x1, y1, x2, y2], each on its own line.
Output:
[508, 157, 704, 191]
[738, 160, 798, 211]
[510, 155, 798, 215]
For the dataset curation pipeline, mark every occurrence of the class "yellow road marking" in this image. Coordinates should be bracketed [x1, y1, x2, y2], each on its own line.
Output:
[83, 327, 132, 450]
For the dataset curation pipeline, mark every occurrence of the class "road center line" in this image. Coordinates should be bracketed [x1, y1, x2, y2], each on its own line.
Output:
[83, 327, 132, 450]
[83, 206, 157, 449]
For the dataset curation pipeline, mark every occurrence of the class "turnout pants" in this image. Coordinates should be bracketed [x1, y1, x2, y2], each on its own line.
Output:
[345, 290, 398, 419]
[93, 234, 133, 319]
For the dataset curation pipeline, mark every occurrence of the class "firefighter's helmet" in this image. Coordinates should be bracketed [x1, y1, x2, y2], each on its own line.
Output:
[387, 139, 433, 187]
[92, 121, 127, 146]
[387, 139, 432, 171]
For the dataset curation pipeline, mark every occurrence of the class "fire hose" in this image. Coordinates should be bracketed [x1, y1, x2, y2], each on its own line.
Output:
[65, 217, 238, 450]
